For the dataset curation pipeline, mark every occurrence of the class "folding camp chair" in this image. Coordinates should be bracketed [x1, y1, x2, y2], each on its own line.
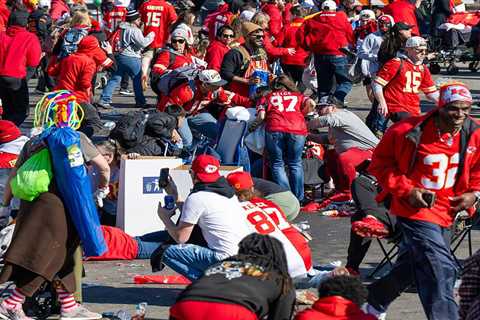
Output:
[367, 235, 401, 279]
[450, 210, 480, 270]
[215, 119, 250, 170]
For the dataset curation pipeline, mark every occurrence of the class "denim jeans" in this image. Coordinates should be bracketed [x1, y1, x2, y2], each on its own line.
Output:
[313, 54, 352, 102]
[100, 54, 145, 106]
[368, 217, 458, 320]
[365, 100, 388, 135]
[162, 244, 223, 280]
[133, 231, 171, 259]
[265, 131, 305, 201]
[177, 113, 219, 151]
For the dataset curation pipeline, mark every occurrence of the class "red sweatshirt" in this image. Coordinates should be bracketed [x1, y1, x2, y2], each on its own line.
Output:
[0, 0, 9, 32]
[296, 10, 353, 55]
[0, 26, 41, 78]
[383, 0, 419, 36]
[49, 0, 69, 22]
[48, 36, 98, 103]
[261, 3, 283, 39]
[275, 18, 309, 66]
[205, 40, 230, 71]
[263, 30, 290, 60]
[295, 296, 376, 320]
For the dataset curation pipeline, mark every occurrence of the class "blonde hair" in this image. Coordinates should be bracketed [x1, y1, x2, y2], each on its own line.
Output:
[69, 10, 91, 27]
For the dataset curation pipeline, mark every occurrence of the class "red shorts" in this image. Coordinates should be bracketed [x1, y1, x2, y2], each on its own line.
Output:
[170, 300, 257, 320]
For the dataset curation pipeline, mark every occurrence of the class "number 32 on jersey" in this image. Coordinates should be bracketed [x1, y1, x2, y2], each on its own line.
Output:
[421, 153, 459, 190]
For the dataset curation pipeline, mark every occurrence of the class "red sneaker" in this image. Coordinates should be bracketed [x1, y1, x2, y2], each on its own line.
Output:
[352, 216, 389, 238]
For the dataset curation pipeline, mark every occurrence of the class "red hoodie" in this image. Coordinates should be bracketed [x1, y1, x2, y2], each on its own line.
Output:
[295, 296, 377, 320]
[296, 10, 354, 55]
[275, 18, 309, 66]
[203, 3, 235, 41]
[50, 0, 70, 21]
[205, 40, 231, 71]
[383, 0, 419, 36]
[0, 26, 41, 78]
[261, 3, 283, 39]
[0, 0, 9, 32]
[48, 36, 98, 103]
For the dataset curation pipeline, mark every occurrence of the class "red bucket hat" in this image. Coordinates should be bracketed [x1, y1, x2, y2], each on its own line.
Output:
[191, 155, 221, 183]
[0, 120, 21, 144]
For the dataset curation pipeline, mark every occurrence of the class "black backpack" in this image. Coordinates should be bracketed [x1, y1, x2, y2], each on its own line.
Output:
[109, 111, 149, 149]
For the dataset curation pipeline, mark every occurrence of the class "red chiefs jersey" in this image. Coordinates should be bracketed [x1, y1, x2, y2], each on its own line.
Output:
[259, 90, 308, 135]
[0, 152, 18, 169]
[393, 120, 461, 227]
[103, 6, 127, 35]
[203, 4, 235, 41]
[139, 0, 177, 49]
[375, 58, 437, 116]
[244, 197, 313, 276]
[152, 50, 193, 74]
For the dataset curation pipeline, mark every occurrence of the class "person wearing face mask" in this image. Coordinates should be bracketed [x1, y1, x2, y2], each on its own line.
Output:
[205, 25, 235, 71]
[220, 22, 270, 97]
[373, 36, 439, 124]
[98, 9, 154, 109]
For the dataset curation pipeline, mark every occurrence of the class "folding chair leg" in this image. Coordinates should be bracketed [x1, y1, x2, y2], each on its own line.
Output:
[368, 239, 399, 279]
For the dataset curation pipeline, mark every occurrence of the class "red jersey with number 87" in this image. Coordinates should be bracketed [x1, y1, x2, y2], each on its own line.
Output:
[240, 198, 313, 277]
[139, 0, 177, 49]
[375, 58, 437, 116]
[393, 120, 460, 227]
[259, 90, 308, 136]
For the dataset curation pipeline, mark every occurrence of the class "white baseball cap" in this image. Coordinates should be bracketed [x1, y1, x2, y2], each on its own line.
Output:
[300, 0, 315, 9]
[198, 70, 228, 87]
[405, 36, 428, 48]
[321, 0, 336, 11]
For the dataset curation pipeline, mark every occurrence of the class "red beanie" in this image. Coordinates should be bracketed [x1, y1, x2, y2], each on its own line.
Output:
[0, 120, 21, 144]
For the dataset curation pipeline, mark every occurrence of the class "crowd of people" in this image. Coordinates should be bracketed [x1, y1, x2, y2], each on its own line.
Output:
[0, 0, 480, 319]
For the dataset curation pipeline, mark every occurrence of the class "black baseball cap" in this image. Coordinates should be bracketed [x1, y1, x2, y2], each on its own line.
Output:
[393, 22, 413, 32]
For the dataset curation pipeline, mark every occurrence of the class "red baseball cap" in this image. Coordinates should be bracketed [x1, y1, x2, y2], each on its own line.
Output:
[227, 171, 254, 191]
[191, 154, 221, 183]
[0, 120, 21, 144]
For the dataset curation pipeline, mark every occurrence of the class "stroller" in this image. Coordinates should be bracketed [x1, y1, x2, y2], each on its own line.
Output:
[427, 11, 480, 75]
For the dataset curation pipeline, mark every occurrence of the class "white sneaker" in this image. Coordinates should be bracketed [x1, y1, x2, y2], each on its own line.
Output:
[362, 303, 387, 320]
[60, 304, 102, 320]
[0, 304, 33, 320]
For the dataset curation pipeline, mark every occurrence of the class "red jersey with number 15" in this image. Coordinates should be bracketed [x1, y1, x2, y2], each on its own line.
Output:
[139, 0, 177, 49]
[240, 198, 313, 277]
[375, 58, 437, 116]
[259, 90, 308, 136]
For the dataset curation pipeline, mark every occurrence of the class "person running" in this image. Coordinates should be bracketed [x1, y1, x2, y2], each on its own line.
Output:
[169, 233, 296, 320]
[365, 82, 478, 320]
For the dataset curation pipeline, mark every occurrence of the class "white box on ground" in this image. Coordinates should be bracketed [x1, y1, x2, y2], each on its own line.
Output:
[117, 157, 183, 236]
[117, 157, 243, 236]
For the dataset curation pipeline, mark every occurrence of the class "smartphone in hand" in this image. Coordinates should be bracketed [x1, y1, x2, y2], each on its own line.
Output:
[422, 192, 436, 208]
[159, 168, 170, 189]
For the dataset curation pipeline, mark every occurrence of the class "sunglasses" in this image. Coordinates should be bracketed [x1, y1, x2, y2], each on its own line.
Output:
[222, 34, 235, 38]
[414, 48, 427, 54]
[251, 34, 264, 40]
[171, 38, 186, 44]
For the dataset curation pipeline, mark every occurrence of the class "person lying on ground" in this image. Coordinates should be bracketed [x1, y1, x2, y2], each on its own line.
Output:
[295, 275, 377, 320]
[169, 233, 296, 320]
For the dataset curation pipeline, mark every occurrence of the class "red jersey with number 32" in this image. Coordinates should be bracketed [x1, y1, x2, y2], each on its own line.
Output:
[259, 91, 308, 136]
[139, 0, 177, 49]
[393, 119, 460, 227]
[240, 198, 313, 277]
[375, 58, 437, 116]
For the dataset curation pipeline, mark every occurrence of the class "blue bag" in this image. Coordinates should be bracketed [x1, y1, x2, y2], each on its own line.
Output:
[44, 127, 107, 256]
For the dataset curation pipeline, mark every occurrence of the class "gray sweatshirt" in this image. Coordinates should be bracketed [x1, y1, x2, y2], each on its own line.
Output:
[309, 109, 379, 153]
[118, 22, 155, 58]
[357, 31, 384, 78]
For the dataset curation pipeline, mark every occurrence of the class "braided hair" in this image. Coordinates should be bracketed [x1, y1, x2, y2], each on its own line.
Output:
[229, 233, 293, 294]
